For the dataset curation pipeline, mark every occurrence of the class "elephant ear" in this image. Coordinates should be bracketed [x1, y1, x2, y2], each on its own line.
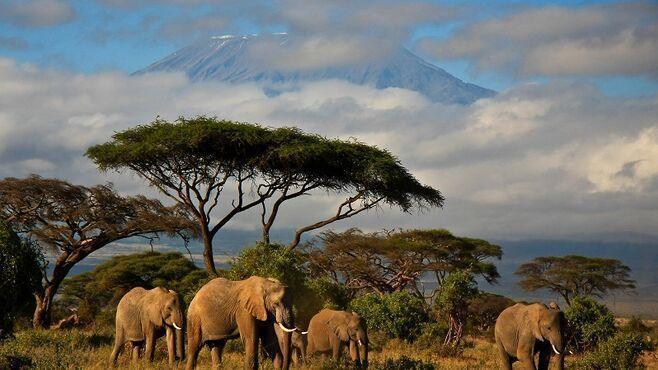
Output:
[145, 288, 166, 326]
[326, 314, 349, 342]
[529, 305, 544, 341]
[239, 278, 268, 321]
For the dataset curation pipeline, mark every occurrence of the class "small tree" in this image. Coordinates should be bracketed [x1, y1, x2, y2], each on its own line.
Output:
[0, 176, 192, 328]
[87, 117, 443, 275]
[0, 222, 43, 338]
[435, 270, 478, 346]
[516, 255, 636, 305]
[349, 291, 429, 341]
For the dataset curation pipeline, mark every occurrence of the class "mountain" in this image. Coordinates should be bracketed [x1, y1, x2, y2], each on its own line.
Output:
[134, 34, 495, 105]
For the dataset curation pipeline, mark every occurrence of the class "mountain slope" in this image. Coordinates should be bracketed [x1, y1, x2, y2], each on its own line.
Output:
[135, 34, 495, 105]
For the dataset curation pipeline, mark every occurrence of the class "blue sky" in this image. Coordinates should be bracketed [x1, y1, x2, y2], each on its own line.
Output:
[1, 0, 656, 96]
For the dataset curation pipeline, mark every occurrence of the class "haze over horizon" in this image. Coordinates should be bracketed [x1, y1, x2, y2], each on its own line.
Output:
[1, 0, 658, 246]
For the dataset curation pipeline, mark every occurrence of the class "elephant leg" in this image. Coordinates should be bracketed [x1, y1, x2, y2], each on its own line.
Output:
[185, 322, 202, 370]
[517, 344, 537, 370]
[210, 340, 226, 369]
[496, 340, 512, 370]
[131, 342, 142, 363]
[145, 330, 156, 362]
[109, 328, 124, 366]
[166, 327, 176, 365]
[236, 311, 259, 370]
[330, 336, 342, 360]
[243, 335, 259, 370]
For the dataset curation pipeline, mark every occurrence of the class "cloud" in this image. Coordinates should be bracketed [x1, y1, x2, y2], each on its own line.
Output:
[90, 0, 456, 69]
[1, 58, 657, 241]
[0, 35, 29, 50]
[419, 2, 658, 78]
[0, 0, 75, 27]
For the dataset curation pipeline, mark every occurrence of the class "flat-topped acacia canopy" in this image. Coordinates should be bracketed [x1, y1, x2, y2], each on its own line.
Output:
[86, 116, 444, 274]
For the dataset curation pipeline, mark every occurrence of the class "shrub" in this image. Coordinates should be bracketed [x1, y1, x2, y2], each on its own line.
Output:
[0, 222, 43, 338]
[0, 328, 112, 369]
[349, 291, 429, 341]
[374, 355, 435, 370]
[574, 331, 652, 369]
[565, 296, 616, 352]
[467, 292, 515, 334]
[414, 322, 449, 349]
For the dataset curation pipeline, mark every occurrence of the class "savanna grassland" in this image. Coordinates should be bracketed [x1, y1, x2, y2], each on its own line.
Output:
[1, 324, 657, 370]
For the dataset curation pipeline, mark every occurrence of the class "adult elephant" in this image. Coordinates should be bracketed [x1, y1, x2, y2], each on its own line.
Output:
[307, 309, 368, 368]
[185, 276, 297, 370]
[495, 302, 565, 370]
[109, 287, 185, 366]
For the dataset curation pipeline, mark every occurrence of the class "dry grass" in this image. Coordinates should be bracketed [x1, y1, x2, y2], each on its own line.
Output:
[1, 327, 657, 369]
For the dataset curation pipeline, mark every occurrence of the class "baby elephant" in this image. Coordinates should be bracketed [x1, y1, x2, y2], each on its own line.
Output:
[307, 309, 368, 368]
[110, 287, 185, 366]
[495, 302, 565, 370]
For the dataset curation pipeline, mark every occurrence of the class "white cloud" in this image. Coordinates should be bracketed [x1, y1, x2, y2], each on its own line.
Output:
[1, 58, 657, 241]
[0, 0, 75, 27]
[419, 2, 658, 78]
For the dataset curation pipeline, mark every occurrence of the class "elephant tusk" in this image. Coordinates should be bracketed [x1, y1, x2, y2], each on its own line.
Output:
[173, 322, 183, 330]
[300, 331, 308, 335]
[551, 343, 561, 355]
[278, 322, 297, 333]
[358, 340, 363, 346]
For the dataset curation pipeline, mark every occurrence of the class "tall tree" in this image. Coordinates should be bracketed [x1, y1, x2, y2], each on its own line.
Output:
[87, 117, 443, 275]
[307, 228, 501, 299]
[515, 255, 636, 305]
[0, 176, 192, 328]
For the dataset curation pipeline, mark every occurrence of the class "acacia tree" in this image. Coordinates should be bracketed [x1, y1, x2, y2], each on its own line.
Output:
[515, 255, 636, 305]
[307, 228, 501, 299]
[0, 176, 192, 328]
[87, 117, 443, 275]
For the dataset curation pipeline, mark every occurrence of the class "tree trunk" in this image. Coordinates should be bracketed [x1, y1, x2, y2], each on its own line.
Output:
[33, 283, 59, 328]
[201, 227, 218, 276]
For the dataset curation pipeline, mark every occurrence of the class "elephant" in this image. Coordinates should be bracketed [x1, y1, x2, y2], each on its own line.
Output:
[307, 309, 368, 368]
[185, 276, 298, 370]
[494, 302, 565, 370]
[110, 287, 185, 366]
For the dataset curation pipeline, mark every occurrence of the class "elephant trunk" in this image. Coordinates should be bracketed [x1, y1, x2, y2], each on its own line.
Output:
[276, 306, 294, 370]
[176, 319, 185, 360]
[548, 331, 564, 355]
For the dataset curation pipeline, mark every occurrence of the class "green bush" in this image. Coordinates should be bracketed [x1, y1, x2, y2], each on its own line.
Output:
[374, 355, 435, 370]
[574, 331, 652, 369]
[0, 328, 112, 369]
[0, 222, 43, 338]
[414, 322, 449, 349]
[349, 291, 429, 341]
[565, 296, 616, 352]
